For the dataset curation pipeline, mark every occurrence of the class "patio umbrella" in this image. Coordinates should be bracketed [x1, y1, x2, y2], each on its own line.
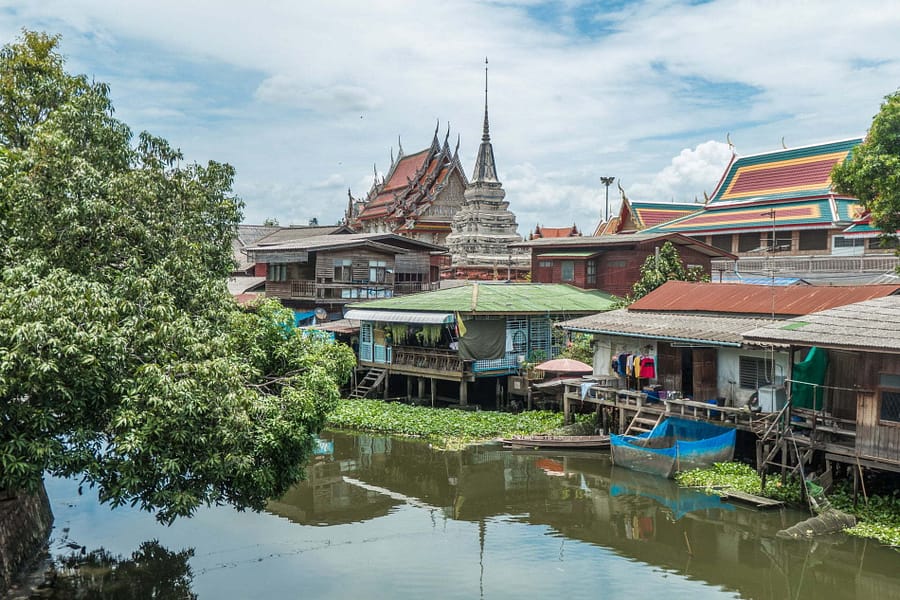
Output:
[534, 358, 593, 373]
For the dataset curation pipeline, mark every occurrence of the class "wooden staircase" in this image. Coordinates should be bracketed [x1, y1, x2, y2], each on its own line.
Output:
[624, 408, 663, 436]
[350, 367, 387, 399]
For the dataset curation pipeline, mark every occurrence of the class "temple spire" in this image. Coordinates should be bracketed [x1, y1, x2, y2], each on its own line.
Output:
[482, 57, 490, 143]
[472, 56, 499, 184]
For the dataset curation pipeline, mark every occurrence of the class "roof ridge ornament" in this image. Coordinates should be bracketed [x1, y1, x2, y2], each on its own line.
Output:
[726, 132, 735, 154]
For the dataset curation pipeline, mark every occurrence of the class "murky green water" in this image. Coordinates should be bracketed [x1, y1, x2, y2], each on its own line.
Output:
[38, 430, 900, 599]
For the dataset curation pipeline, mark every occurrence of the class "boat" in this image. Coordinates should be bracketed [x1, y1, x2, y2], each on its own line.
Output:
[610, 417, 736, 478]
[500, 434, 610, 449]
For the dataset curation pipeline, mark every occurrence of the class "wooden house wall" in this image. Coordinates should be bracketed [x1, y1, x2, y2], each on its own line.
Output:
[815, 348, 900, 460]
[314, 248, 396, 283]
[394, 252, 431, 279]
[852, 353, 900, 460]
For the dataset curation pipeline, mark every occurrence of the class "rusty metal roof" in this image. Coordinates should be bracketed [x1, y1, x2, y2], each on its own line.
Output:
[628, 281, 900, 317]
[744, 296, 900, 353]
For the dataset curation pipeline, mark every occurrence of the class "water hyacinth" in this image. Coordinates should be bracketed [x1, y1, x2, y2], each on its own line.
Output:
[327, 399, 565, 447]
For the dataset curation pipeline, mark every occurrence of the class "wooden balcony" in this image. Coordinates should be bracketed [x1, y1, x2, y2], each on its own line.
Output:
[371, 346, 471, 381]
[265, 279, 438, 301]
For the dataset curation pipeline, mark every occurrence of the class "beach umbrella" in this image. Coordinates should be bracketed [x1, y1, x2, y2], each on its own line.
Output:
[534, 358, 593, 373]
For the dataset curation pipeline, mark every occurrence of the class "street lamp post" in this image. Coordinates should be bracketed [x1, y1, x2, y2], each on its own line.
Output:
[600, 177, 615, 223]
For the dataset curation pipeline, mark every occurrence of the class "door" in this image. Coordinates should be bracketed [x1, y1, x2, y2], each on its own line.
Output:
[692, 348, 718, 402]
[656, 342, 682, 393]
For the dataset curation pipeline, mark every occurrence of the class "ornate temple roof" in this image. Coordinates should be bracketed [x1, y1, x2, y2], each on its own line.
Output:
[643, 138, 865, 235]
[351, 124, 467, 230]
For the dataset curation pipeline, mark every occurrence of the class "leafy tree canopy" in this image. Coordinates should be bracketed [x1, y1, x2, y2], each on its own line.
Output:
[832, 89, 900, 242]
[623, 241, 708, 304]
[0, 31, 355, 523]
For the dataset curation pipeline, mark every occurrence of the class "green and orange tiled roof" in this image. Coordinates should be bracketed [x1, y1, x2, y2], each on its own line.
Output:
[629, 201, 701, 229]
[709, 138, 861, 205]
[644, 138, 864, 234]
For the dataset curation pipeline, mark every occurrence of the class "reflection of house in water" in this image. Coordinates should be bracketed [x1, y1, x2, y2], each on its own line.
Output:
[274, 431, 900, 599]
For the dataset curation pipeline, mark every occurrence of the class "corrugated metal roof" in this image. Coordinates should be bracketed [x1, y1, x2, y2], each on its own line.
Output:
[536, 250, 601, 258]
[629, 281, 900, 317]
[560, 309, 773, 346]
[346, 283, 616, 314]
[744, 296, 900, 352]
[246, 232, 446, 254]
[343, 309, 453, 324]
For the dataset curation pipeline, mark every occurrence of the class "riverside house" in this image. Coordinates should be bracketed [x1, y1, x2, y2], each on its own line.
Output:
[557, 281, 900, 433]
[744, 295, 900, 480]
[343, 282, 616, 407]
[244, 232, 446, 323]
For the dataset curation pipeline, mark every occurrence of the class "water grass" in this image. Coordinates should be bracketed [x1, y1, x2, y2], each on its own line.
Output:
[327, 398, 568, 448]
[677, 462, 900, 547]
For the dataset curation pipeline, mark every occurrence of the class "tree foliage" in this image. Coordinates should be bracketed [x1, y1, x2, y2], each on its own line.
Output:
[832, 89, 900, 241]
[0, 31, 355, 523]
[622, 241, 708, 304]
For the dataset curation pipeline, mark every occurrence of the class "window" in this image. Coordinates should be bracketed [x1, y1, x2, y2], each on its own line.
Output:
[538, 260, 553, 268]
[868, 235, 899, 250]
[710, 234, 732, 252]
[738, 233, 761, 253]
[268, 264, 287, 282]
[762, 231, 792, 252]
[739, 355, 773, 389]
[586, 260, 596, 285]
[798, 230, 828, 251]
[334, 258, 352, 282]
[561, 260, 575, 282]
[833, 236, 865, 249]
[369, 260, 387, 283]
[879, 374, 900, 423]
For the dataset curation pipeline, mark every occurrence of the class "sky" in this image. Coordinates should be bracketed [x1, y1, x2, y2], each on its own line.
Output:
[2, 1, 899, 234]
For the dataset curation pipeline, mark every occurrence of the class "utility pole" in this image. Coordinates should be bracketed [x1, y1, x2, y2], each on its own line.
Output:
[600, 177, 615, 223]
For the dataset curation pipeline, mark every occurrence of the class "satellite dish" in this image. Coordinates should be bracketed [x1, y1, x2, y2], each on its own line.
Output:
[314, 307, 328, 321]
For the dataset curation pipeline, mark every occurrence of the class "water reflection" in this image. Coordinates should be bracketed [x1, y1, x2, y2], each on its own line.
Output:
[40, 431, 900, 599]
[268, 430, 900, 600]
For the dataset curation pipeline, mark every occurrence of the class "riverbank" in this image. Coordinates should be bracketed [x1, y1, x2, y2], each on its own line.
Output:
[677, 462, 900, 548]
[326, 398, 591, 448]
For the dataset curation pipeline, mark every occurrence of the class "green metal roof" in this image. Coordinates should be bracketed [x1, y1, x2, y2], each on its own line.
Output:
[346, 283, 616, 315]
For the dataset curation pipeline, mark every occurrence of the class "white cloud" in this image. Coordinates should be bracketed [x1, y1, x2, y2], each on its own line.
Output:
[3, 0, 899, 231]
[628, 140, 733, 203]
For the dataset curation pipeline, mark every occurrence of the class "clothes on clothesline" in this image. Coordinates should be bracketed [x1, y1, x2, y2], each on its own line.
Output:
[615, 352, 656, 380]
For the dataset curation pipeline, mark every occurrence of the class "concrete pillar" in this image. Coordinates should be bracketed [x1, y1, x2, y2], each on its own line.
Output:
[418, 377, 425, 400]
[460, 380, 468, 406]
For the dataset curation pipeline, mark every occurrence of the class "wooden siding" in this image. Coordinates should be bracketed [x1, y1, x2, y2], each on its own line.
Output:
[814, 349, 900, 461]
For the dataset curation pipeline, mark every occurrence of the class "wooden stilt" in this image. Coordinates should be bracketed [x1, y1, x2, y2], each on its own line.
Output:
[459, 380, 468, 406]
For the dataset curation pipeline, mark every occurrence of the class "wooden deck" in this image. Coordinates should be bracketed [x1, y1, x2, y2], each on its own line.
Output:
[562, 381, 764, 433]
[719, 490, 784, 509]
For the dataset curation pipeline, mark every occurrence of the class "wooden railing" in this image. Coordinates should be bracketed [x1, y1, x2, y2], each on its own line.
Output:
[391, 346, 466, 374]
[266, 279, 437, 301]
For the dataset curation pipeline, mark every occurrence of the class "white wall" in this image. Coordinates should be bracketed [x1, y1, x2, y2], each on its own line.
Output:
[717, 346, 789, 407]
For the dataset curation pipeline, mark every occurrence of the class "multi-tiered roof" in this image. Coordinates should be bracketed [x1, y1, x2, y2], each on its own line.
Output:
[644, 138, 865, 235]
[349, 125, 468, 244]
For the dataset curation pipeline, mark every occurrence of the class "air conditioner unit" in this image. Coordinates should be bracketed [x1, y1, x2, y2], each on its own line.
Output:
[757, 385, 786, 413]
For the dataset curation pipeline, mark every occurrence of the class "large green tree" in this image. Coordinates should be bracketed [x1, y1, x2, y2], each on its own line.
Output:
[832, 89, 900, 241]
[0, 31, 355, 523]
[624, 241, 709, 304]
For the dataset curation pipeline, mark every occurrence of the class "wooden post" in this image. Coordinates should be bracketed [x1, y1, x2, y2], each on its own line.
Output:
[383, 372, 389, 400]
[406, 376, 412, 402]
[430, 378, 436, 407]
[459, 380, 468, 406]
[563, 391, 571, 425]
[418, 377, 425, 400]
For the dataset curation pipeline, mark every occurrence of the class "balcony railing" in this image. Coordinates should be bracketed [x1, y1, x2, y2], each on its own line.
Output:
[392, 347, 466, 373]
[265, 279, 437, 301]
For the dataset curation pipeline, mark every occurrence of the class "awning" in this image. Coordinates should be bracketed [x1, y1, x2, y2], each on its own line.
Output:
[343, 309, 454, 325]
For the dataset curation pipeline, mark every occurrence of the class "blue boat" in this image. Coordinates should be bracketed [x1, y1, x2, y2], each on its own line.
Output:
[610, 417, 736, 479]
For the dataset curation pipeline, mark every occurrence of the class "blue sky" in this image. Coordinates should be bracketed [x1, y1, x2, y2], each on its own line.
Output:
[3, 1, 899, 233]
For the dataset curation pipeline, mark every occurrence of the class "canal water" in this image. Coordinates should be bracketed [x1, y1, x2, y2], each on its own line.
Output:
[36, 430, 900, 599]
